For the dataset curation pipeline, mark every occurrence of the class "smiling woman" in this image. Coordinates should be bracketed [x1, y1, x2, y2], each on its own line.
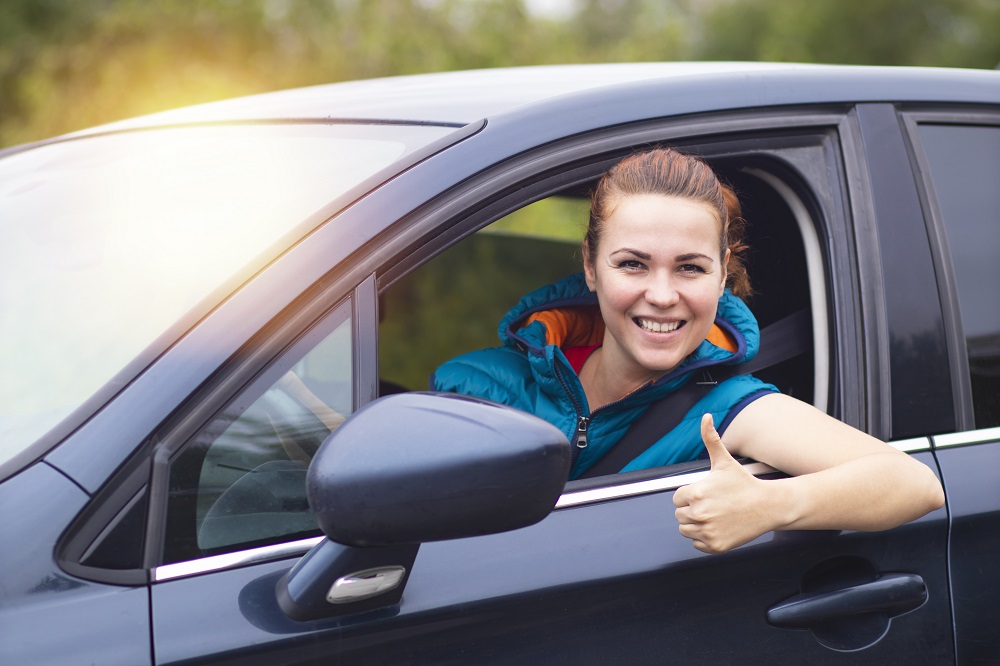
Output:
[434, 147, 771, 476]
[0, 123, 452, 466]
[434, 146, 944, 553]
[580, 194, 730, 407]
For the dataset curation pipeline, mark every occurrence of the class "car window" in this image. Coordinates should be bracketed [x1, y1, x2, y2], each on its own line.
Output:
[0, 122, 452, 469]
[379, 196, 588, 392]
[379, 160, 822, 449]
[162, 299, 353, 564]
[918, 123, 1000, 428]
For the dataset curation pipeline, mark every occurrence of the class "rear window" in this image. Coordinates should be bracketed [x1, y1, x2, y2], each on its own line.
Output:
[918, 123, 1000, 428]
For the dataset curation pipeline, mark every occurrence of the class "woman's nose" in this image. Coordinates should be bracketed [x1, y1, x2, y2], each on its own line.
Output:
[644, 274, 680, 308]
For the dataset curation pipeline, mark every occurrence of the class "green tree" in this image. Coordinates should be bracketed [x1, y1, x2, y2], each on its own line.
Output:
[1, 0, 998, 149]
[696, 0, 1000, 67]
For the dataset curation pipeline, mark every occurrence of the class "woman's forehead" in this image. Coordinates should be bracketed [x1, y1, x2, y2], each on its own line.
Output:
[602, 194, 722, 241]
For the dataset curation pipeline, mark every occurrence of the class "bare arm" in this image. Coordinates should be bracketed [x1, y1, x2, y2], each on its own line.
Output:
[672, 394, 945, 553]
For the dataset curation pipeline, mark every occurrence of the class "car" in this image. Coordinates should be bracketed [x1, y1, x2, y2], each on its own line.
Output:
[1, 62, 998, 664]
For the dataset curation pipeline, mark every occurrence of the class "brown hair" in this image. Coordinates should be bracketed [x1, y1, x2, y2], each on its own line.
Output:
[586, 147, 752, 298]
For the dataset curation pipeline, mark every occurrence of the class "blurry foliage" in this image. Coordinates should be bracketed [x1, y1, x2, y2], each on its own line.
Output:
[379, 196, 588, 390]
[1, 0, 998, 148]
[699, 0, 1000, 67]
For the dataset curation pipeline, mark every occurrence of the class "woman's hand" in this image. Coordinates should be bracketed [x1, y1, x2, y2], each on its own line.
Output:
[672, 413, 779, 554]
[672, 398, 945, 554]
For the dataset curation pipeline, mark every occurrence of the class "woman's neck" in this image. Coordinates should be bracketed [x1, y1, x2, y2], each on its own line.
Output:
[578, 346, 662, 411]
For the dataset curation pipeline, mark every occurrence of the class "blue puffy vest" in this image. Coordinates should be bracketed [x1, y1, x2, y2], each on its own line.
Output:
[433, 273, 776, 478]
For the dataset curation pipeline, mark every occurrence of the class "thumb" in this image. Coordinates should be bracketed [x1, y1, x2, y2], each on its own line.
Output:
[701, 413, 736, 470]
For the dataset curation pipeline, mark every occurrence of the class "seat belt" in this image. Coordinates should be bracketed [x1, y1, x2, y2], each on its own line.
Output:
[577, 308, 811, 479]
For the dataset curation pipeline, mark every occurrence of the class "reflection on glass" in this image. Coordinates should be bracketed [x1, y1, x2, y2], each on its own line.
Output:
[919, 123, 1000, 427]
[0, 123, 450, 463]
[164, 309, 352, 561]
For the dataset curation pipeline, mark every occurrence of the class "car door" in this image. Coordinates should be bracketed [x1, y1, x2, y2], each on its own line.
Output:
[902, 109, 1000, 664]
[144, 113, 953, 664]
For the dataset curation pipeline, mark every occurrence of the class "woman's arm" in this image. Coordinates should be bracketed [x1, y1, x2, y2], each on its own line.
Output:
[672, 394, 945, 553]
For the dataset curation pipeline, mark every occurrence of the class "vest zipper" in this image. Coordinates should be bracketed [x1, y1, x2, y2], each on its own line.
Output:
[554, 359, 655, 468]
[570, 383, 656, 471]
[553, 362, 589, 466]
[575, 415, 589, 449]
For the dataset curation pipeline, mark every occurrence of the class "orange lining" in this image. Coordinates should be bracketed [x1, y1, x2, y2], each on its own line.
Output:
[526, 308, 604, 348]
[707, 324, 738, 352]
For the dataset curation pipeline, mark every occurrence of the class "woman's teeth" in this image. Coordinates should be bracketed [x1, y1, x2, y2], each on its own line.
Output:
[636, 318, 681, 333]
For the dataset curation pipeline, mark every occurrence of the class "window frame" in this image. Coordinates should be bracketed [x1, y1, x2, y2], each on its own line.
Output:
[378, 115, 856, 425]
[901, 106, 1000, 434]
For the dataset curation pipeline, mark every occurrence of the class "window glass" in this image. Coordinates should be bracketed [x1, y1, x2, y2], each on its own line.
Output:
[164, 300, 352, 563]
[918, 123, 1000, 427]
[0, 122, 451, 468]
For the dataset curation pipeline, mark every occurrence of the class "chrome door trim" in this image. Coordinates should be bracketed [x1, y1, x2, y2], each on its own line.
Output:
[891, 436, 932, 453]
[154, 536, 323, 582]
[554, 462, 776, 510]
[555, 437, 930, 510]
[934, 427, 1000, 449]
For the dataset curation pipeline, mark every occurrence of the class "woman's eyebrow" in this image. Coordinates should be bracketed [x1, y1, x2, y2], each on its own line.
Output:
[610, 248, 652, 260]
[675, 252, 713, 262]
[609, 249, 714, 263]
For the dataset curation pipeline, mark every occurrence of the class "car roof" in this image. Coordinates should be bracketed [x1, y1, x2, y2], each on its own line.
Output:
[73, 62, 1000, 135]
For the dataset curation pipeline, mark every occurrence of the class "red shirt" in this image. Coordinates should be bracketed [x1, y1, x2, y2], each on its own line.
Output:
[564, 344, 601, 374]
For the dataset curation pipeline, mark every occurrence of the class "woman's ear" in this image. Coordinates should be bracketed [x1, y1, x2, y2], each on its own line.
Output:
[582, 241, 597, 291]
[719, 248, 731, 296]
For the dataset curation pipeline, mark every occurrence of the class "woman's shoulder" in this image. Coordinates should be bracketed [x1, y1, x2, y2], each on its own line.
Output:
[432, 345, 532, 396]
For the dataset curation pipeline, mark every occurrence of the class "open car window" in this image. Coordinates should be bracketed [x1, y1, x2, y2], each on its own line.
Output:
[378, 154, 825, 479]
[379, 196, 588, 392]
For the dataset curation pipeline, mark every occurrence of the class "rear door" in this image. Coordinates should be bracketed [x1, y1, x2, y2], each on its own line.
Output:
[902, 108, 1000, 664]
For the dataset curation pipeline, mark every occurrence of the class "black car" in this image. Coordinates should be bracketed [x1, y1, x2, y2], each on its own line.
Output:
[2, 62, 998, 664]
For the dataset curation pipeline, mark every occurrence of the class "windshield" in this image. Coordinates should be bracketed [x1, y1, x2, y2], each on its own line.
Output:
[0, 122, 453, 466]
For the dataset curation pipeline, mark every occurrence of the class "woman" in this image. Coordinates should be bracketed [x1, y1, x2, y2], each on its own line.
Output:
[433, 147, 944, 554]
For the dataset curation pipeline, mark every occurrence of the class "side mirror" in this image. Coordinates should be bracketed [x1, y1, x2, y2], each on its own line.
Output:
[310, 392, 572, 545]
[278, 392, 571, 620]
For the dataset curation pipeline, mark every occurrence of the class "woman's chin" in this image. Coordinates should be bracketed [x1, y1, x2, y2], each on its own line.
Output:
[633, 353, 686, 378]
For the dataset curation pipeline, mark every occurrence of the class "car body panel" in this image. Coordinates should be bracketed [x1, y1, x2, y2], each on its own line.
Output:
[934, 432, 1000, 664]
[853, 103, 955, 439]
[150, 453, 951, 664]
[0, 464, 151, 665]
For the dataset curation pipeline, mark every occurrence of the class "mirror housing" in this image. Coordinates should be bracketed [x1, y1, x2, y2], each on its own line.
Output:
[278, 392, 571, 620]
[308, 392, 571, 546]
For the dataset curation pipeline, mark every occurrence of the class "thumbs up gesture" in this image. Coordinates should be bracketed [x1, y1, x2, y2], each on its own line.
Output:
[672, 414, 772, 554]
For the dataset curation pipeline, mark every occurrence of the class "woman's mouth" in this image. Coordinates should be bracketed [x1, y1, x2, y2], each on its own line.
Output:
[634, 317, 684, 333]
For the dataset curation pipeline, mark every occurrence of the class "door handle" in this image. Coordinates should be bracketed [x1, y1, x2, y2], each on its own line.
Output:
[767, 572, 927, 628]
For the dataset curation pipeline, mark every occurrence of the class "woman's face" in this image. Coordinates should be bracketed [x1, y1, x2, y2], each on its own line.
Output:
[584, 193, 728, 385]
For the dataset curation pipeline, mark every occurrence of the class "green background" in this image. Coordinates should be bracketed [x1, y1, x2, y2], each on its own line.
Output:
[2, 0, 999, 149]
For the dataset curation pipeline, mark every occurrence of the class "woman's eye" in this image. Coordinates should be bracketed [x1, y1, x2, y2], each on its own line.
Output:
[617, 260, 644, 270]
[678, 264, 707, 274]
